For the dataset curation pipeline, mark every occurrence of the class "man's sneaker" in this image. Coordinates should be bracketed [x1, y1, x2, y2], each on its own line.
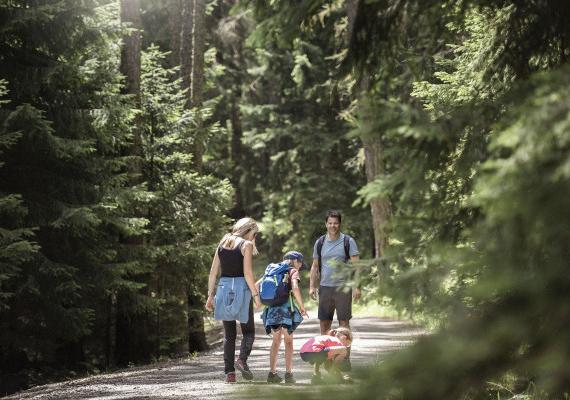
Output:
[310, 373, 323, 384]
[225, 372, 236, 383]
[284, 372, 296, 384]
[235, 358, 253, 381]
[267, 371, 283, 383]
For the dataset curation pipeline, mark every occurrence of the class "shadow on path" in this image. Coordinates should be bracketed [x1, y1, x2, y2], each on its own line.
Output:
[3, 316, 423, 400]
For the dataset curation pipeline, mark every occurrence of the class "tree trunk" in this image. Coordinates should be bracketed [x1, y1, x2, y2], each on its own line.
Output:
[169, 0, 183, 68]
[180, 0, 208, 352]
[347, 0, 391, 258]
[362, 136, 391, 257]
[180, 0, 205, 172]
[105, 293, 116, 369]
[120, 0, 142, 98]
[116, 0, 154, 366]
[190, 0, 206, 172]
[229, 94, 245, 218]
[180, 0, 194, 97]
[190, 0, 206, 109]
[120, 0, 143, 172]
[188, 292, 208, 352]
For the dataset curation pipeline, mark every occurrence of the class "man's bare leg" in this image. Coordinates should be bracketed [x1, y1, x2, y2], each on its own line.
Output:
[320, 319, 332, 335]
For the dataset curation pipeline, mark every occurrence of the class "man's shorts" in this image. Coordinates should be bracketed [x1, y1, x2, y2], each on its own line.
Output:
[318, 285, 352, 321]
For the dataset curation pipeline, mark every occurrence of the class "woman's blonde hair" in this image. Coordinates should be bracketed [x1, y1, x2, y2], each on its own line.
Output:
[220, 217, 259, 255]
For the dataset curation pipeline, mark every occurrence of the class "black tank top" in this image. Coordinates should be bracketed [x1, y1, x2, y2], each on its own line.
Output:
[218, 240, 245, 277]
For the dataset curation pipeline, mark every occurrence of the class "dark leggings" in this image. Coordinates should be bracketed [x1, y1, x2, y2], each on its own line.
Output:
[223, 300, 255, 374]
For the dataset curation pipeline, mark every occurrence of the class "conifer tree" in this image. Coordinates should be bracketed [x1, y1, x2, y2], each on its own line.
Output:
[139, 45, 232, 355]
[0, 83, 40, 388]
[246, 1, 570, 398]
[0, 0, 145, 390]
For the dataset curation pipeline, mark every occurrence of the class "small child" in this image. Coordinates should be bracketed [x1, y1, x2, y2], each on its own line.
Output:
[299, 327, 353, 384]
[258, 251, 309, 384]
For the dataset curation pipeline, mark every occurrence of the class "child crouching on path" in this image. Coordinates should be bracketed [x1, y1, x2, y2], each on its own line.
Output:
[300, 327, 353, 384]
[258, 251, 309, 384]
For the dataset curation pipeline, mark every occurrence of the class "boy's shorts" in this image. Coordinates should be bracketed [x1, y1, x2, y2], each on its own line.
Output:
[300, 350, 328, 365]
[318, 286, 352, 321]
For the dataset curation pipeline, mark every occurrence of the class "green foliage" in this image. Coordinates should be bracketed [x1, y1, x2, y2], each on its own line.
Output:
[364, 1, 569, 323]
[3, 1, 570, 398]
[0, 81, 40, 312]
[240, 12, 372, 259]
[139, 45, 232, 354]
[1, 2, 234, 391]
[246, 0, 328, 49]
[247, 1, 570, 399]
[0, 0, 145, 391]
[341, 64, 570, 400]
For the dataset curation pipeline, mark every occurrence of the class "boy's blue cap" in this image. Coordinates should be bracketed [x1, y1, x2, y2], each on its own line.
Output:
[284, 250, 306, 270]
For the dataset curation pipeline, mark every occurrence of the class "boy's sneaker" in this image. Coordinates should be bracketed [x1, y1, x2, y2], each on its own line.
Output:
[341, 374, 353, 384]
[235, 358, 253, 381]
[284, 372, 296, 384]
[310, 373, 323, 384]
[267, 371, 283, 383]
[225, 372, 236, 383]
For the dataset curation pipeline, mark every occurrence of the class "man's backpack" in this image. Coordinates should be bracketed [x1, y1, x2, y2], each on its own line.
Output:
[316, 234, 351, 276]
[259, 263, 292, 306]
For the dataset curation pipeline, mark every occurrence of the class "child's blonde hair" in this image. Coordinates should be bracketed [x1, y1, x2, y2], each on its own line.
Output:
[329, 327, 353, 346]
[220, 217, 259, 255]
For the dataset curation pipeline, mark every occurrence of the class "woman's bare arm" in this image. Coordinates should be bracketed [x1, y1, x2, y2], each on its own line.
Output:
[204, 250, 221, 311]
[242, 241, 261, 308]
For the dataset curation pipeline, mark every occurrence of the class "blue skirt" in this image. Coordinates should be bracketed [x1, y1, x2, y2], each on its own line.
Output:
[261, 302, 303, 335]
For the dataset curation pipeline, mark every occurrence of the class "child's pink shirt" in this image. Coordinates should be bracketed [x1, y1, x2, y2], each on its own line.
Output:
[300, 335, 344, 355]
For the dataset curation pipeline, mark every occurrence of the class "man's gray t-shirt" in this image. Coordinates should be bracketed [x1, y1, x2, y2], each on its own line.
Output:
[312, 233, 359, 287]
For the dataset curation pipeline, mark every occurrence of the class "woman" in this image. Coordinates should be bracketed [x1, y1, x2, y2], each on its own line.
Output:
[205, 217, 262, 383]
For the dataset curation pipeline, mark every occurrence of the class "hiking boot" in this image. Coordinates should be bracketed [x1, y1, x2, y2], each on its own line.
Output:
[284, 372, 296, 384]
[235, 358, 253, 381]
[310, 373, 323, 384]
[225, 372, 236, 383]
[267, 371, 283, 383]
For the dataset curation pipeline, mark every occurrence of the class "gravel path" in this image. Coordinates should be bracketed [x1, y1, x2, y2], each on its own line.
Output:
[3, 314, 422, 400]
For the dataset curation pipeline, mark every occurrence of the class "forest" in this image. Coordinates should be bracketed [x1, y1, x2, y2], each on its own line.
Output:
[1, 0, 569, 399]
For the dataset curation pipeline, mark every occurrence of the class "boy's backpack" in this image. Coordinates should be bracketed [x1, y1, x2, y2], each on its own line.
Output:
[259, 262, 292, 306]
[316, 234, 351, 276]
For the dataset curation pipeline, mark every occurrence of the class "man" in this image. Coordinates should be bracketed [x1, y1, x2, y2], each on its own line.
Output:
[309, 210, 360, 336]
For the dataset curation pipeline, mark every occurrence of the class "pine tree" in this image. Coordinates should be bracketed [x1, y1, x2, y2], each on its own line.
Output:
[0, 82, 41, 390]
[139, 45, 232, 355]
[0, 1, 145, 391]
[245, 1, 570, 398]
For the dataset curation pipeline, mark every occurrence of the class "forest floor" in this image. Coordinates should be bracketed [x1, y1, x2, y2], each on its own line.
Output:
[4, 313, 424, 400]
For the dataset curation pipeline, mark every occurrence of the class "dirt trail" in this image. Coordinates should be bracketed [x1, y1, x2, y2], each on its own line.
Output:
[4, 314, 422, 400]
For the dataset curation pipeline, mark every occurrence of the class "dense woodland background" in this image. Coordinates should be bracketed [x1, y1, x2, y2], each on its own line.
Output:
[1, 1, 570, 399]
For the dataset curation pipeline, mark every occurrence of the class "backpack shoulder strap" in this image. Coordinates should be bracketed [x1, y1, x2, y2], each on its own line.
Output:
[343, 234, 351, 262]
[317, 235, 326, 274]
